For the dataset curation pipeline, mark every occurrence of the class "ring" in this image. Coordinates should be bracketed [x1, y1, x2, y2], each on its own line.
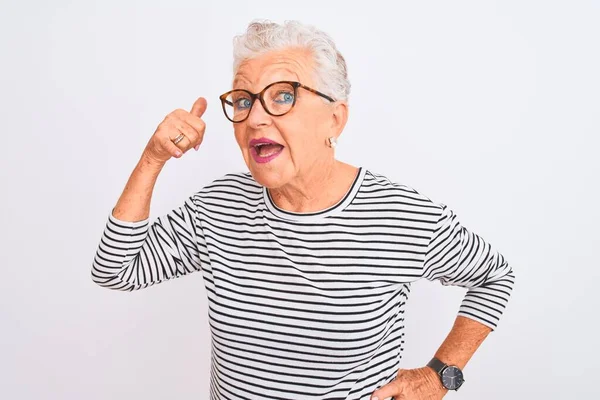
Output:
[172, 133, 186, 145]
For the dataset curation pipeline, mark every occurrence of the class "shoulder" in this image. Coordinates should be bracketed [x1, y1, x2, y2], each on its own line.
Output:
[362, 169, 441, 205]
[358, 169, 446, 223]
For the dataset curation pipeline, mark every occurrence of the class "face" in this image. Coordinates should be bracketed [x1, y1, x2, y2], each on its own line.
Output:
[228, 47, 347, 189]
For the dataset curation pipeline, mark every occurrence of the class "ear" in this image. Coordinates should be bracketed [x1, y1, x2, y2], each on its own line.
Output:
[330, 101, 349, 137]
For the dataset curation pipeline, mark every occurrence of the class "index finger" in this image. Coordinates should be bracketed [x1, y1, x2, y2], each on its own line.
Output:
[371, 380, 402, 400]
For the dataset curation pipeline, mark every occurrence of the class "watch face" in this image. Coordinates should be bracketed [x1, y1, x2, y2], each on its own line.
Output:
[441, 366, 464, 390]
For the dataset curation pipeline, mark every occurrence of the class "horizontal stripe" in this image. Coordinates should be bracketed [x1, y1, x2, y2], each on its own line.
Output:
[91, 168, 515, 399]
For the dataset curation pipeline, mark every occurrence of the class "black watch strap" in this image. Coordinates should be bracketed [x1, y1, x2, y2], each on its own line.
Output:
[427, 357, 447, 375]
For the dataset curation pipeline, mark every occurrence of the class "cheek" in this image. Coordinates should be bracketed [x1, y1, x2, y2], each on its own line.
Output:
[233, 127, 246, 148]
[278, 114, 323, 151]
[274, 123, 304, 158]
[284, 132, 321, 162]
[278, 122, 325, 164]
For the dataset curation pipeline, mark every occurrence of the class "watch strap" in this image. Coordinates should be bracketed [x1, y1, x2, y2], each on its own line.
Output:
[427, 357, 447, 375]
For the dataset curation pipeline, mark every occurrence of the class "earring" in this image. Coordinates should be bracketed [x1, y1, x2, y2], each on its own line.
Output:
[328, 137, 338, 148]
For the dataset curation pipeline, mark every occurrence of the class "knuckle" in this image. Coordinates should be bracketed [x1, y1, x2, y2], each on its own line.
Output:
[157, 129, 171, 141]
[170, 121, 183, 133]
[163, 137, 175, 147]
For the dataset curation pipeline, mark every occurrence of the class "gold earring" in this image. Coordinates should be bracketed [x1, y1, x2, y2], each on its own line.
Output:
[328, 137, 338, 148]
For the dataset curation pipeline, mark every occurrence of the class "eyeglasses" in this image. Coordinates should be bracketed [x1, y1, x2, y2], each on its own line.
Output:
[219, 80, 335, 123]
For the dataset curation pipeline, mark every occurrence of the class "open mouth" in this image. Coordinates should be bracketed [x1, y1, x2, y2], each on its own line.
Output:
[249, 138, 285, 163]
[253, 142, 284, 157]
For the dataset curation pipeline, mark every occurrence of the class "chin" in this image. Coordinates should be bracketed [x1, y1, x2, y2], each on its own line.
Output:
[248, 167, 287, 189]
[245, 162, 293, 190]
[240, 148, 295, 188]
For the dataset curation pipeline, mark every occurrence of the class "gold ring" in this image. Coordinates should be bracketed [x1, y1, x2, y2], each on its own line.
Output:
[172, 133, 185, 145]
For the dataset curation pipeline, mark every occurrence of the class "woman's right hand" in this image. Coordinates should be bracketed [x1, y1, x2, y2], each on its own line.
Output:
[142, 97, 208, 165]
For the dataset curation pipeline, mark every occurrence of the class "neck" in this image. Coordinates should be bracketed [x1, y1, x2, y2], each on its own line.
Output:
[268, 158, 358, 213]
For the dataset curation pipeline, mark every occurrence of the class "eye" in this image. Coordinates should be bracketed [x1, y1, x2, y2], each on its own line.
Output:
[274, 91, 294, 104]
[234, 97, 252, 110]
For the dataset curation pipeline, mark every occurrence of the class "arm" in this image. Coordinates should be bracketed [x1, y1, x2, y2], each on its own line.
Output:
[422, 203, 515, 331]
[425, 203, 515, 381]
[371, 203, 515, 400]
[433, 315, 491, 371]
[91, 154, 205, 291]
[92, 97, 209, 291]
[111, 152, 165, 223]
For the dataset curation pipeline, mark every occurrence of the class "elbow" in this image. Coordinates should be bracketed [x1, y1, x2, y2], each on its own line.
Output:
[491, 260, 516, 301]
[90, 262, 133, 292]
[500, 254, 516, 292]
[507, 263, 516, 297]
[90, 266, 115, 289]
[491, 254, 516, 295]
[90, 266, 109, 288]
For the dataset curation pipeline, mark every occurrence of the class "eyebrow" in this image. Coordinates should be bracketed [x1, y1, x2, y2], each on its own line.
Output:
[231, 68, 302, 91]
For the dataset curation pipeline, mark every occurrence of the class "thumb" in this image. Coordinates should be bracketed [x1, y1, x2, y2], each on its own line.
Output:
[190, 96, 208, 118]
[371, 380, 402, 400]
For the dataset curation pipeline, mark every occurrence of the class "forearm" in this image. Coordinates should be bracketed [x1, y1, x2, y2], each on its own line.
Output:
[112, 154, 165, 222]
[370, 317, 492, 399]
[92, 194, 202, 291]
[433, 315, 492, 369]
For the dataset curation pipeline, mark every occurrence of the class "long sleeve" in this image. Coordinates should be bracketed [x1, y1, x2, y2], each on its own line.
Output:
[91, 194, 206, 291]
[421, 203, 515, 330]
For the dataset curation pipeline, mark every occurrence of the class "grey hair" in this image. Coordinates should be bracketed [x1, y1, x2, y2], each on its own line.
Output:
[231, 19, 351, 102]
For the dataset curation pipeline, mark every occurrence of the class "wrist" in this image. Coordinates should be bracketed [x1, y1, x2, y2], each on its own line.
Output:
[427, 357, 465, 391]
[139, 153, 166, 173]
[433, 352, 467, 371]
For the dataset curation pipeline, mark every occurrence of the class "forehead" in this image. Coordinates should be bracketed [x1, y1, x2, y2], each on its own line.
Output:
[232, 48, 315, 91]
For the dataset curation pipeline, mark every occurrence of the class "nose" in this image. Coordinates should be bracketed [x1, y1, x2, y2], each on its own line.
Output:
[246, 98, 271, 129]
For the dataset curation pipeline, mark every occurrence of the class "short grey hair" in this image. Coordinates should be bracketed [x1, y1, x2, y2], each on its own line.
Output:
[232, 19, 351, 102]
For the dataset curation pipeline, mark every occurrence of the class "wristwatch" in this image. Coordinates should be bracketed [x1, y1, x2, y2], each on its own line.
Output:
[427, 357, 465, 391]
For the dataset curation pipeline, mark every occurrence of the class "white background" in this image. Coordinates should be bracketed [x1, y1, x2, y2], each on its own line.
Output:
[1, 1, 598, 399]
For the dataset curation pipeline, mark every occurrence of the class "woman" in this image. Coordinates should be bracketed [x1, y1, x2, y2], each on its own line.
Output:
[92, 20, 515, 400]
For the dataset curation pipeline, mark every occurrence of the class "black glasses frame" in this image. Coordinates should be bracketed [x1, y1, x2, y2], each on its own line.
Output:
[219, 80, 335, 123]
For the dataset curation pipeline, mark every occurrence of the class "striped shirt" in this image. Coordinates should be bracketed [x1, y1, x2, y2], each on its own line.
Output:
[91, 167, 515, 400]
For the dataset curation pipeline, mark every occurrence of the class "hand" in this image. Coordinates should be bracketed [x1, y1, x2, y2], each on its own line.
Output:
[370, 367, 448, 400]
[142, 97, 208, 166]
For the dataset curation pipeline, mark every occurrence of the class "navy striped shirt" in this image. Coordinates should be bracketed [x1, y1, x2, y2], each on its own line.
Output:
[92, 167, 515, 400]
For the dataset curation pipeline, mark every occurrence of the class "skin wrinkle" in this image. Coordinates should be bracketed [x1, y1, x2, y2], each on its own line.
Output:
[230, 47, 356, 213]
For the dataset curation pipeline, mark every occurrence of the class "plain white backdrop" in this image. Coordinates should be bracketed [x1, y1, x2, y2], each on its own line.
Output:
[1, 1, 598, 399]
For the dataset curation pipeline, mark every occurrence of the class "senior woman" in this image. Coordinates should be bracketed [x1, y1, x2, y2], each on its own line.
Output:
[92, 20, 515, 400]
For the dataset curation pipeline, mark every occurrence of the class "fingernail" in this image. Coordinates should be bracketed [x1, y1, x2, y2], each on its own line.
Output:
[175, 151, 182, 157]
[372, 397, 379, 400]
[194, 144, 200, 151]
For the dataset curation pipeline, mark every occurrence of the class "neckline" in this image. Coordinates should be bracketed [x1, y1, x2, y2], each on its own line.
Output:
[262, 167, 365, 221]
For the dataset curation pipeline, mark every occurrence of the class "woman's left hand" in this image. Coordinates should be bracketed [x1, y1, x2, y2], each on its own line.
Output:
[370, 367, 448, 400]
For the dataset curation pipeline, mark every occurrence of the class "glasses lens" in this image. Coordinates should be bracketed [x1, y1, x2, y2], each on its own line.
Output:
[264, 82, 295, 116]
[223, 90, 252, 122]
